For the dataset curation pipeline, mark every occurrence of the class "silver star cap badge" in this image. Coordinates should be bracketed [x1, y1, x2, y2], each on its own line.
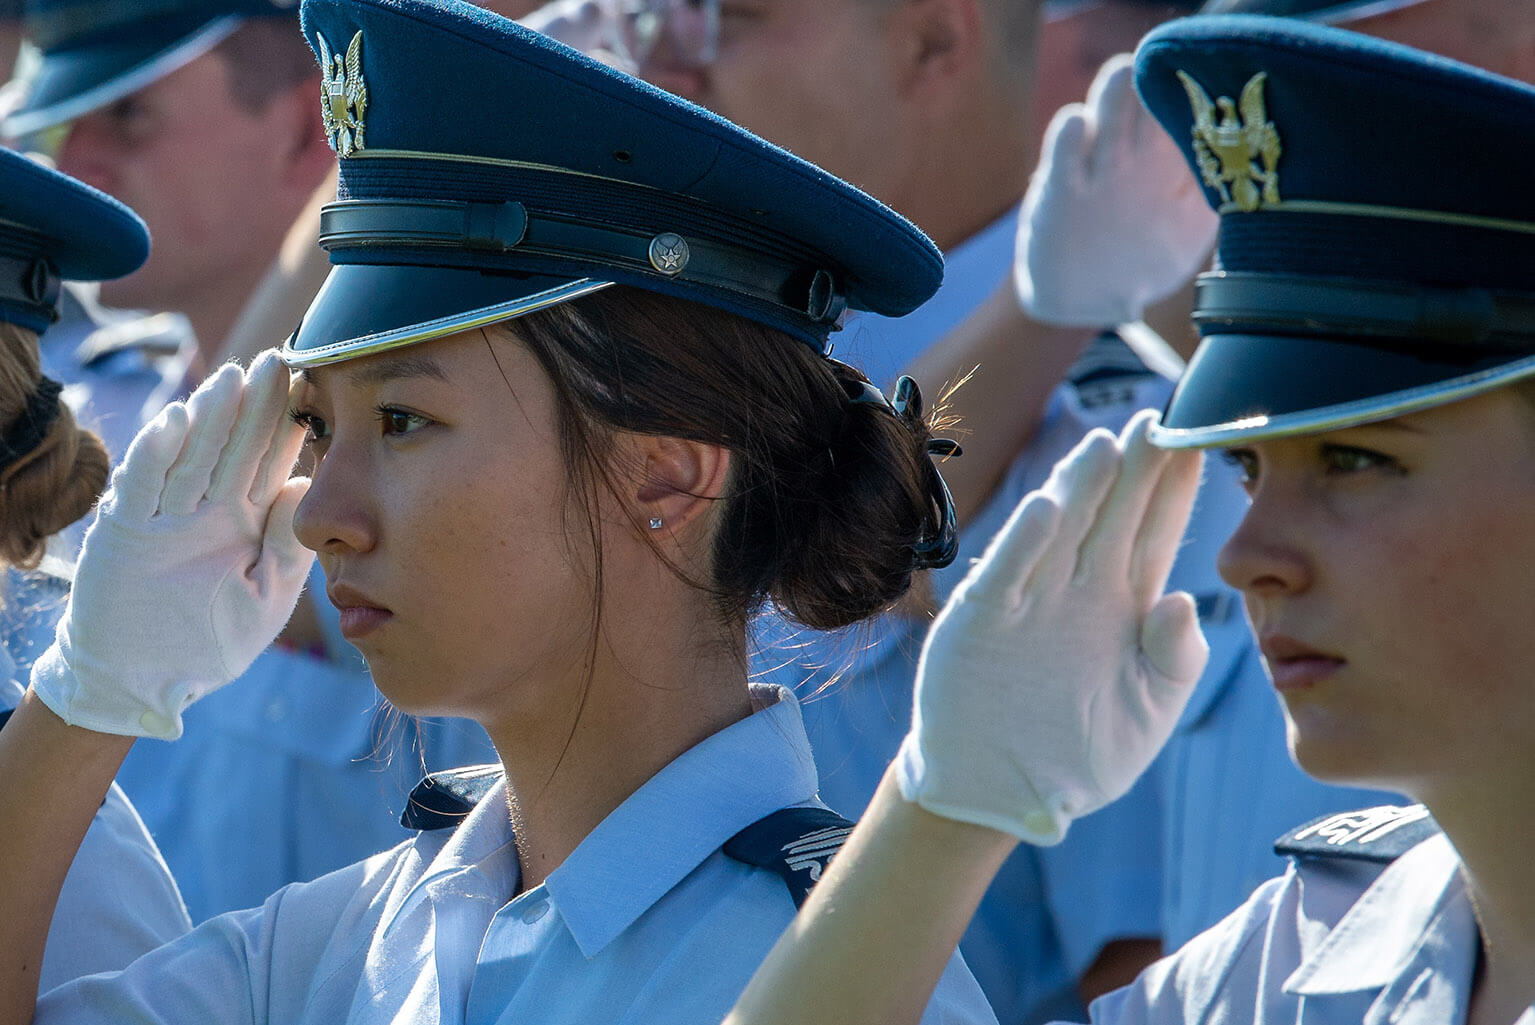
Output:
[648, 233, 691, 276]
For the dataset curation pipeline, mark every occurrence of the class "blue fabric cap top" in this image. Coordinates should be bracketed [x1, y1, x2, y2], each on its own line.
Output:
[280, 0, 943, 366]
[6, 0, 299, 136]
[0, 146, 149, 333]
[1134, 16, 1535, 447]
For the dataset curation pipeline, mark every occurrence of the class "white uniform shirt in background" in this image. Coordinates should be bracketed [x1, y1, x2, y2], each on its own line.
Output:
[36, 685, 994, 1025]
[0, 672, 191, 992]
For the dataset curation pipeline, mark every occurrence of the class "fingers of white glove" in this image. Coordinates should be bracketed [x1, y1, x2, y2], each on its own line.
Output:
[1034, 428, 1122, 585]
[1140, 590, 1210, 688]
[1083, 55, 1137, 178]
[158, 364, 244, 516]
[1037, 102, 1090, 196]
[207, 351, 291, 502]
[1130, 444, 1204, 607]
[100, 402, 191, 522]
[946, 489, 1061, 612]
[262, 477, 316, 590]
[1075, 410, 1172, 580]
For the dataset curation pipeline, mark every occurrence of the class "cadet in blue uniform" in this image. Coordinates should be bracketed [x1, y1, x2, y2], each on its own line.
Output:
[0, 1, 994, 1022]
[723, 16, 1535, 1025]
[0, 144, 192, 990]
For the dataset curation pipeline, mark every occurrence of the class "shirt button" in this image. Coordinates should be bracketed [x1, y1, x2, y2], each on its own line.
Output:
[521, 899, 549, 924]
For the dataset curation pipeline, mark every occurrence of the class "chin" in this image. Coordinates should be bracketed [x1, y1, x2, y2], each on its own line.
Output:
[1282, 707, 1404, 791]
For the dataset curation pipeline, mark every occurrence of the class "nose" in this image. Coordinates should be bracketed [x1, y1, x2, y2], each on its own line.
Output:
[54, 117, 118, 194]
[291, 448, 379, 558]
[1216, 487, 1312, 600]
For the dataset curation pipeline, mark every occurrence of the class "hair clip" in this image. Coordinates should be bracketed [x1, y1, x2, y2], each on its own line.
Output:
[838, 369, 962, 570]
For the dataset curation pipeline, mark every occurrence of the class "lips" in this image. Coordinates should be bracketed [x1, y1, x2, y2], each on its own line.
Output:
[1260, 634, 1345, 693]
[327, 583, 393, 641]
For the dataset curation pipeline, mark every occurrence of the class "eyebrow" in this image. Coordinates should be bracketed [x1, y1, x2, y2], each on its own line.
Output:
[293, 353, 452, 389]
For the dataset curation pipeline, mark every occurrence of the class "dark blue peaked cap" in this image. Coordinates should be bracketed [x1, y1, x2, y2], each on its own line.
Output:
[5, 0, 299, 137]
[1135, 16, 1535, 448]
[0, 147, 148, 333]
[280, 0, 943, 366]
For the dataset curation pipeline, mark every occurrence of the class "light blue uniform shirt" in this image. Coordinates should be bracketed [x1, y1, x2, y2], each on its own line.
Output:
[753, 211, 1169, 1025]
[1082, 830, 1520, 1024]
[37, 685, 995, 1025]
[114, 562, 500, 921]
[0, 661, 191, 992]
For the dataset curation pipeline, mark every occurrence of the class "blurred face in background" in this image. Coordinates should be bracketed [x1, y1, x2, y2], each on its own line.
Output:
[632, 0, 920, 207]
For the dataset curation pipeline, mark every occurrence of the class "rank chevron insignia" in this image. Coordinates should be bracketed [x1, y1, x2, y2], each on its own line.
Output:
[317, 30, 369, 157]
[1177, 70, 1281, 213]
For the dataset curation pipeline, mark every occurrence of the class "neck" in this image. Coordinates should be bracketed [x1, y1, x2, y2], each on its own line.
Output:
[1421, 777, 1535, 1020]
[483, 588, 753, 893]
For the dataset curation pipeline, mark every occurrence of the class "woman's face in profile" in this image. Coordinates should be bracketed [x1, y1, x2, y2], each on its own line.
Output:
[1214, 384, 1535, 797]
[288, 329, 603, 722]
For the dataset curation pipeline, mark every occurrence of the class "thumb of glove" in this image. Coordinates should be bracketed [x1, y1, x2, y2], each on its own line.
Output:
[1140, 590, 1208, 688]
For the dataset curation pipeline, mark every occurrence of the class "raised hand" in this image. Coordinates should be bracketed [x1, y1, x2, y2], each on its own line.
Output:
[895, 410, 1207, 845]
[1014, 54, 1218, 328]
[31, 352, 314, 739]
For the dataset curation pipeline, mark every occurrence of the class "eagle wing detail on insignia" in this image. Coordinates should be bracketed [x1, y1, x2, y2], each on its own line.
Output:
[1176, 70, 1227, 205]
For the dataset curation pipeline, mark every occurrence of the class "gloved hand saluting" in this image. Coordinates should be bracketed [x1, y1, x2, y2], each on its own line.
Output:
[895, 410, 1207, 846]
[32, 352, 313, 740]
[1014, 54, 1218, 328]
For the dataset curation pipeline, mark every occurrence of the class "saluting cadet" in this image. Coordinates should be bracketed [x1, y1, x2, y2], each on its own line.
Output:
[3, 0, 502, 920]
[0, 144, 191, 991]
[0, 1, 995, 1022]
[723, 15, 1535, 1025]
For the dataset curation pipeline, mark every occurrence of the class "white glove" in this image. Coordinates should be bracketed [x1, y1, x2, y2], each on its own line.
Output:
[1014, 54, 1218, 328]
[31, 352, 313, 739]
[895, 410, 1208, 845]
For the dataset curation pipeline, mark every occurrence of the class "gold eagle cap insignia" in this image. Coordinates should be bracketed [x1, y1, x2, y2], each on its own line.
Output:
[1177, 70, 1281, 213]
[317, 30, 368, 157]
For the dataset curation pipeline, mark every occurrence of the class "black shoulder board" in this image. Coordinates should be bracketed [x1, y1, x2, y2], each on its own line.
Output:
[0, 709, 11, 731]
[1066, 330, 1155, 388]
[1275, 804, 1440, 864]
[400, 763, 504, 831]
[723, 807, 855, 908]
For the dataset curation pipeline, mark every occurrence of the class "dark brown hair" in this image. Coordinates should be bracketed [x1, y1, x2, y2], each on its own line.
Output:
[0, 322, 109, 569]
[503, 286, 945, 632]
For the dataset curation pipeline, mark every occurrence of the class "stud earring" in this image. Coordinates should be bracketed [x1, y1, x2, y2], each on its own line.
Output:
[649, 517, 663, 530]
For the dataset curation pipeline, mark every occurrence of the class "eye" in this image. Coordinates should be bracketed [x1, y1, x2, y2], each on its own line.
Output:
[288, 407, 330, 443]
[1320, 443, 1403, 476]
[1218, 447, 1258, 486]
[374, 405, 432, 438]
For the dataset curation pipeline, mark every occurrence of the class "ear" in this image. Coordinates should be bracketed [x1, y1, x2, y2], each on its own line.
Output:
[888, 0, 986, 105]
[630, 435, 732, 536]
[270, 75, 336, 192]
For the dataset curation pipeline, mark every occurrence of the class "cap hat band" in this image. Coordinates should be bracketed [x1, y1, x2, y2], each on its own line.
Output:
[319, 198, 848, 339]
[1195, 272, 1535, 352]
[0, 253, 62, 331]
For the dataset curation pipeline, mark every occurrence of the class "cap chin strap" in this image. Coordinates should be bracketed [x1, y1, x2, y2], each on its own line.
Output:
[0, 253, 61, 331]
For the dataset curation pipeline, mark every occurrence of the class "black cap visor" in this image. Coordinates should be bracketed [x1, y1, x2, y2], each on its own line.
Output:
[1150, 331, 1535, 448]
[281, 262, 613, 368]
[5, 14, 240, 137]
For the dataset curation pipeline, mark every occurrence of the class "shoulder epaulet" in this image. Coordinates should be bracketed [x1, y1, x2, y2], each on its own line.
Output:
[1275, 804, 1440, 864]
[1066, 330, 1156, 388]
[0, 709, 11, 732]
[76, 311, 190, 367]
[723, 807, 855, 908]
[400, 763, 503, 831]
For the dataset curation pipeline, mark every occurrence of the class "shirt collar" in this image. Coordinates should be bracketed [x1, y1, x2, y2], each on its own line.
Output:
[380, 774, 520, 936]
[1285, 832, 1475, 995]
[544, 683, 818, 958]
